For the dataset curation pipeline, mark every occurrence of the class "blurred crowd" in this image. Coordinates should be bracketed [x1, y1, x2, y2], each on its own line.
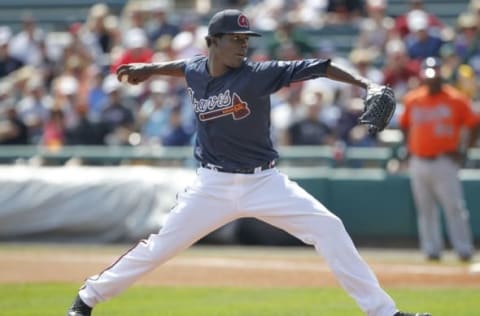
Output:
[0, 0, 479, 152]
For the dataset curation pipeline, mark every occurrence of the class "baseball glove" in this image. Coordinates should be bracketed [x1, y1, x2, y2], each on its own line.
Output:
[358, 84, 396, 134]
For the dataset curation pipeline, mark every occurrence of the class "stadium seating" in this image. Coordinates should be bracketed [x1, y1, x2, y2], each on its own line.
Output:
[0, 0, 126, 32]
[0, 0, 471, 54]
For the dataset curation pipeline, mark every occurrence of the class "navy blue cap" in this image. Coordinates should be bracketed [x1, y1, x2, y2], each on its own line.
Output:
[422, 56, 442, 69]
[208, 9, 261, 37]
[421, 56, 442, 78]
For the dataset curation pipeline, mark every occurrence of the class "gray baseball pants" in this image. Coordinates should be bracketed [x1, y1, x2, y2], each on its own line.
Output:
[409, 156, 474, 258]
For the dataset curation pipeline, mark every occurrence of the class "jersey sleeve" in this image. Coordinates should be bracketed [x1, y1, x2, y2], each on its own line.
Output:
[251, 59, 331, 95]
[456, 95, 479, 128]
[442, 85, 479, 128]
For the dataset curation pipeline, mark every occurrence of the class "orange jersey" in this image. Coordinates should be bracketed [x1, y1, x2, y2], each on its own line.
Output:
[399, 85, 479, 157]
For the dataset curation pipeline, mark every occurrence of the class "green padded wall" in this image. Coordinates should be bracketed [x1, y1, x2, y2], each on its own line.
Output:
[288, 168, 480, 243]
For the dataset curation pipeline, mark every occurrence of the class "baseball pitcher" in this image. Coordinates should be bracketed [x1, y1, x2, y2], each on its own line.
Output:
[67, 9, 428, 316]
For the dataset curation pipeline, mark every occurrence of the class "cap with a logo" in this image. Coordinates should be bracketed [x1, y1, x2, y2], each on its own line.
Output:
[421, 56, 442, 79]
[208, 9, 261, 37]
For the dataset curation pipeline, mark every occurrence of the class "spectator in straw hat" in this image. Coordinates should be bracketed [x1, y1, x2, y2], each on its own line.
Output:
[349, 48, 383, 98]
[454, 12, 480, 74]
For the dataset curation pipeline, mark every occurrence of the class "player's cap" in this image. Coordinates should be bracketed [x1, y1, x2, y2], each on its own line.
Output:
[207, 9, 261, 37]
[421, 56, 442, 79]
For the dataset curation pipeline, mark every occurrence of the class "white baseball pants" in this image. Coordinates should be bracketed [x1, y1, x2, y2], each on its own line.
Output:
[79, 167, 397, 316]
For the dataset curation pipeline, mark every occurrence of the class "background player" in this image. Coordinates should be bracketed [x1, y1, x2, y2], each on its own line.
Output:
[67, 9, 430, 316]
[399, 56, 479, 262]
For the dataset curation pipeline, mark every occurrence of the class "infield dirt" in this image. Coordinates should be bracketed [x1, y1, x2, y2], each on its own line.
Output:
[0, 244, 478, 288]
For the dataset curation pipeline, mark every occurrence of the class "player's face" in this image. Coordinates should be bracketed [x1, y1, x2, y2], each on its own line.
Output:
[422, 68, 443, 94]
[216, 34, 250, 68]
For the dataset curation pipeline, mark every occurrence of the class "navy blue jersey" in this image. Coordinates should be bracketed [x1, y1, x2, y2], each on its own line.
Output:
[184, 56, 330, 169]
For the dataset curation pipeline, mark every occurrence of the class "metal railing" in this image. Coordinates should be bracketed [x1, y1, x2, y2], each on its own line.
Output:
[1, 145, 479, 168]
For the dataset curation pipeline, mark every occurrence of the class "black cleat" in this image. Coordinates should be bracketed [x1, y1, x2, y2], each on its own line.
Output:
[67, 295, 92, 316]
[426, 254, 441, 262]
[459, 254, 472, 262]
[394, 312, 431, 316]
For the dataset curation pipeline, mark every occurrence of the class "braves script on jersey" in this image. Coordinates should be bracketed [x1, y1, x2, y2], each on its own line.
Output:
[184, 56, 330, 169]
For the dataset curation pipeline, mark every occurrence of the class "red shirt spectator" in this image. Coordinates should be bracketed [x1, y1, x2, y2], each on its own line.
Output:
[110, 28, 154, 73]
[393, 0, 443, 38]
[43, 108, 66, 148]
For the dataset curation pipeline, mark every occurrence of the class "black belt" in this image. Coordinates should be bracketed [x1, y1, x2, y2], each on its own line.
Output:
[201, 160, 276, 174]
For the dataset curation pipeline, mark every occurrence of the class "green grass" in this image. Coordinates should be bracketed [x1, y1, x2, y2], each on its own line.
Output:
[0, 283, 479, 316]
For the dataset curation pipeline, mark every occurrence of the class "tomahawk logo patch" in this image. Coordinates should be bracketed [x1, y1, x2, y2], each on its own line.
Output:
[188, 88, 251, 121]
